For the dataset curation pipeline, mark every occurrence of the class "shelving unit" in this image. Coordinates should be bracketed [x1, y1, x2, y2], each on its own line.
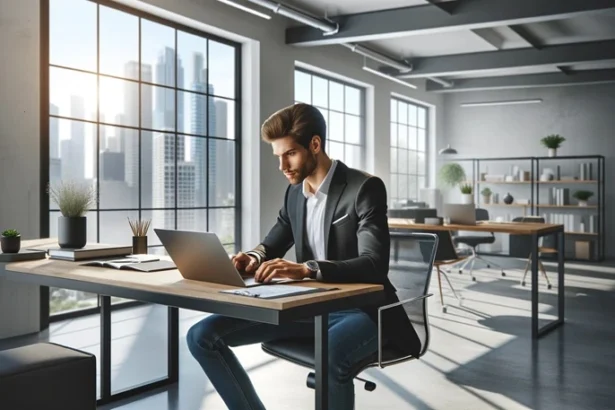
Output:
[464, 155, 605, 262]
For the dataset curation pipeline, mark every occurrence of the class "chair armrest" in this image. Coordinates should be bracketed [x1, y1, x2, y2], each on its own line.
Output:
[376, 293, 433, 368]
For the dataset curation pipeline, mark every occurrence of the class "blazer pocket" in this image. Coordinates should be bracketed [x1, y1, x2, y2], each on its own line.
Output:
[332, 214, 349, 225]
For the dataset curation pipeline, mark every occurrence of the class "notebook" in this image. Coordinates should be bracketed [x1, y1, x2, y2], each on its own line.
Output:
[48, 244, 132, 261]
[81, 255, 176, 272]
[220, 284, 338, 299]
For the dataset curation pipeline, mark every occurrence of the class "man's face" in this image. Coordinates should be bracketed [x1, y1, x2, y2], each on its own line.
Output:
[271, 136, 318, 185]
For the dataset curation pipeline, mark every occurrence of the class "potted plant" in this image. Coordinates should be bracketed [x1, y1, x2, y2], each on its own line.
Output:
[572, 190, 593, 207]
[1, 229, 21, 253]
[459, 183, 474, 204]
[481, 187, 492, 204]
[48, 181, 97, 249]
[540, 134, 566, 157]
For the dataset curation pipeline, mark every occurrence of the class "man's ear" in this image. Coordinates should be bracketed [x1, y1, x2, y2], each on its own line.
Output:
[311, 135, 322, 154]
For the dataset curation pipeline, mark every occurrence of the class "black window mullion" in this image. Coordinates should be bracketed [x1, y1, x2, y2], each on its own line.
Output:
[138, 16, 142, 222]
[206, 39, 210, 233]
[96, 3, 101, 243]
[174, 28, 178, 230]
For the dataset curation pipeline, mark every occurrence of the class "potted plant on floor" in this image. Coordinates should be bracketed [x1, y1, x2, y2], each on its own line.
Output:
[572, 190, 593, 207]
[1, 229, 21, 253]
[481, 187, 493, 204]
[48, 181, 97, 249]
[540, 134, 566, 157]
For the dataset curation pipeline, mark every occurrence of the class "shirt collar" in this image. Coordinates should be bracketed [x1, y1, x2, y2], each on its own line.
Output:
[302, 160, 338, 198]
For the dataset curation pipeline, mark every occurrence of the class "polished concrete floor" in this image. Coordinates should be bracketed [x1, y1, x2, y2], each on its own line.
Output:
[2, 257, 615, 409]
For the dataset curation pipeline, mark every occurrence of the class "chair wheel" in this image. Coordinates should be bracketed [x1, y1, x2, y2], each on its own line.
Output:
[442, 306, 447, 313]
[548, 284, 552, 290]
[472, 277, 476, 282]
[487, 264, 491, 268]
[458, 269, 463, 274]
[501, 271, 506, 277]
[521, 281, 526, 286]
[364, 381, 377, 391]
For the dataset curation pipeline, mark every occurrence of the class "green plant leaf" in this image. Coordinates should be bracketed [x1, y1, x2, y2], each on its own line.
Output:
[438, 163, 467, 187]
[1, 229, 20, 238]
[48, 180, 98, 217]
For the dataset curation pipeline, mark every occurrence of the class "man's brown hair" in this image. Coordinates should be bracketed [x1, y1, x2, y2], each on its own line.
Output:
[261, 103, 327, 151]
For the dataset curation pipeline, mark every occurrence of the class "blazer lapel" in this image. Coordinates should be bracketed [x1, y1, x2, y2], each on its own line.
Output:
[323, 164, 347, 257]
[295, 192, 307, 262]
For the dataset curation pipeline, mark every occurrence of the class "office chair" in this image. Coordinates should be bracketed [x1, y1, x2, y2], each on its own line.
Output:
[429, 230, 468, 313]
[513, 216, 554, 289]
[452, 208, 505, 281]
[261, 232, 438, 404]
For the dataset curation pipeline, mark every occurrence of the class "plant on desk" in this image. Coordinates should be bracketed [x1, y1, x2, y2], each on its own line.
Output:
[48, 181, 97, 249]
[439, 163, 472, 204]
[540, 134, 565, 157]
[128, 217, 151, 254]
[572, 190, 593, 207]
[459, 183, 474, 204]
[1, 229, 21, 253]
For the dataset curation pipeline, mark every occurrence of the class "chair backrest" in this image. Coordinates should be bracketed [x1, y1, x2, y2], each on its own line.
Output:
[511, 216, 556, 250]
[387, 231, 438, 357]
[475, 208, 490, 221]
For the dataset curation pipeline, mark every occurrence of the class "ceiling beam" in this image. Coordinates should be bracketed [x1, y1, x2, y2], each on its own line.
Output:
[426, 69, 615, 92]
[285, 0, 615, 46]
[397, 40, 615, 78]
[471, 28, 504, 50]
[509, 25, 543, 49]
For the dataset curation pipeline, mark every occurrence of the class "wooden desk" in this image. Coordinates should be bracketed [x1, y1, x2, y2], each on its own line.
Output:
[388, 218, 565, 339]
[1, 242, 384, 410]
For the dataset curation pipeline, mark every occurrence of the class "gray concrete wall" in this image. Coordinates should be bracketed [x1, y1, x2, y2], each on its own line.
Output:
[441, 84, 615, 258]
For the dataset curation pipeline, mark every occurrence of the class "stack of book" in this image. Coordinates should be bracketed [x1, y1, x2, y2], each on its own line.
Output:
[544, 213, 598, 233]
[548, 187, 570, 205]
[48, 244, 133, 261]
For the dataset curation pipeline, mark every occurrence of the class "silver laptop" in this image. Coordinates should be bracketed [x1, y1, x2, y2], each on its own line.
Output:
[155, 229, 288, 287]
[442, 204, 476, 225]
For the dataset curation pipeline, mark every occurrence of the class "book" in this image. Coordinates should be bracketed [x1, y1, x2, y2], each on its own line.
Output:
[220, 284, 338, 299]
[0, 249, 47, 262]
[48, 244, 133, 261]
[81, 255, 176, 272]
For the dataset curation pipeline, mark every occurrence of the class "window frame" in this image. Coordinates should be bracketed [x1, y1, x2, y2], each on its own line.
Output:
[389, 96, 429, 206]
[40, 0, 242, 324]
[294, 67, 367, 170]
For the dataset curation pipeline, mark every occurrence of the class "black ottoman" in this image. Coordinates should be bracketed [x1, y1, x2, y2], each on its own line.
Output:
[0, 342, 96, 410]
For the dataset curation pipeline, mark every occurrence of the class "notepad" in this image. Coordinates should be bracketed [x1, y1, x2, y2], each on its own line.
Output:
[220, 285, 338, 299]
[81, 255, 176, 272]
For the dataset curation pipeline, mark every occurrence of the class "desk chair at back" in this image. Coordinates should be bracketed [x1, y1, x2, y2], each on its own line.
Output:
[261, 232, 438, 400]
[512, 216, 555, 289]
[452, 208, 506, 281]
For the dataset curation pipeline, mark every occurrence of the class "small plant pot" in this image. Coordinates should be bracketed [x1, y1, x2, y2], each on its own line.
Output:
[547, 148, 557, 157]
[461, 194, 474, 205]
[58, 216, 87, 249]
[482, 195, 491, 204]
[578, 200, 588, 207]
[1, 235, 21, 253]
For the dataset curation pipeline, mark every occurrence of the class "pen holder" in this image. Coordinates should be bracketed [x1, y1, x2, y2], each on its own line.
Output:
[132, 236, 148, 254]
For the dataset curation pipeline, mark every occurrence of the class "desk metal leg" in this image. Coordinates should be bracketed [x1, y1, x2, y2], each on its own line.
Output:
[315, 314, 329, 410]
[531, 234, 539, 340]
[96, 301, 179, 406]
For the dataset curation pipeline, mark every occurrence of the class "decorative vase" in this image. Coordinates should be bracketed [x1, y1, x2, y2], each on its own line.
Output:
[1, 235, 21, 253]
[548, 148, 557, 157]
[461, 194, 474, 204]
[132, 236, 148, 254]
[578, 200, 588, 207]
[503, 193, 514, 205]
[58, 216, 87, 249]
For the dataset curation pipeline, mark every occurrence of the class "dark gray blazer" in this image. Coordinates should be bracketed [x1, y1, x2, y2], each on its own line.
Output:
[249, 161, 421, 357]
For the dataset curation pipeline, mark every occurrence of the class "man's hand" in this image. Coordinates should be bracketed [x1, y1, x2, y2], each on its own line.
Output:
[231, 252, 259, 274]
[254, 258, 310, 283]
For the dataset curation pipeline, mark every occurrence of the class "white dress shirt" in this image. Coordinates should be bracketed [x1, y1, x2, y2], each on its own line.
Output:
[303, 160, 338, 261]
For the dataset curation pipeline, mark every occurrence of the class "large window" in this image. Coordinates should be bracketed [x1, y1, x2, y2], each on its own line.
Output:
[390, 98, 428, 206]
[44, 0, 241, 315]
[294, 68, 365, 170]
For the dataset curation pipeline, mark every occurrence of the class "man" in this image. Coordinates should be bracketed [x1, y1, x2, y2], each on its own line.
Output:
[186, 103, 420, 410]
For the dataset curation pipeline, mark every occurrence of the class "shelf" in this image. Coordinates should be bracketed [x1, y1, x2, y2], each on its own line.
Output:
[482, 203, 528, 207]
[477, 181, 531, 184]
[477, 180, 597, 184]
[536, 204, 597, 209]
[565, 231, 599, 236]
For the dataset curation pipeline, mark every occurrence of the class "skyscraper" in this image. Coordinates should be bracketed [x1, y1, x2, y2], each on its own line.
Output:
[61, 95, 86, 181]
[49, 103, 59, 159]
[100, 151, 125, 181]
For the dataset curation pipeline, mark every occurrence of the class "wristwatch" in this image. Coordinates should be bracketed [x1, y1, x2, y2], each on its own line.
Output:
[303, 260, 320, 279]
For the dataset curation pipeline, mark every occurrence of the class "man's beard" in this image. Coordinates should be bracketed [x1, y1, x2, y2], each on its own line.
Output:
[289, 154, 317, 185]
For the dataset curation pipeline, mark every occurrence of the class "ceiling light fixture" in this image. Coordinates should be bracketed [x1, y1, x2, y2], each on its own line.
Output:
[343, 43, 412, 73]
[244, 0, 337, 33]
[216, 0, 272, 20]
[438, 144, 458, 155]
[460, 98, 543, 107]
[363, 66, 417, 89]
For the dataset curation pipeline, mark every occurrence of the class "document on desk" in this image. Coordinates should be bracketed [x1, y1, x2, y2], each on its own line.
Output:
[220, 284, 338, 299]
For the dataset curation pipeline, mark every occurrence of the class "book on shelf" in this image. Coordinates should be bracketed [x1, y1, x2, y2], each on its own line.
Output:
[48, 243, 133, 261]
[545, 213, 598, 233]
[0, 249, 47, 262]
[81, 255, 176, 272]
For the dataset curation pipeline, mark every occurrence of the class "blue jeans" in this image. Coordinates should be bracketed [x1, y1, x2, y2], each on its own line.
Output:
[186, 308, 378, 410]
